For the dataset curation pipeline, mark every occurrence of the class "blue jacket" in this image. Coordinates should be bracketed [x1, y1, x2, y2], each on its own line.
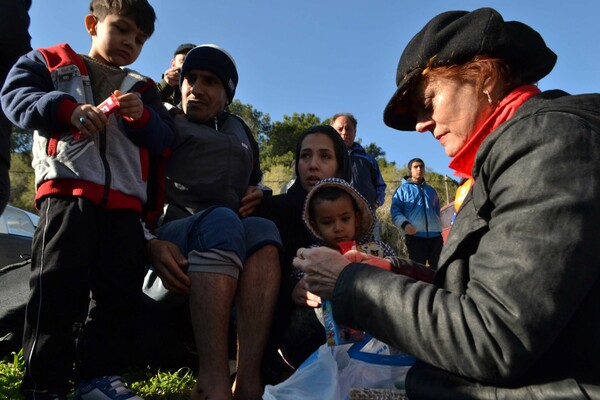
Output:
[390, 177, 441, 238]
[348, 142, 386, 208]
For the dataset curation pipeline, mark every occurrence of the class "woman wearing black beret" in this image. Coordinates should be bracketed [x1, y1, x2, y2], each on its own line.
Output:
[294, 8, 600, 399]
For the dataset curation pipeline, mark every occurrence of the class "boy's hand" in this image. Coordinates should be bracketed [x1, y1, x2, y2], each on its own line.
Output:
[72, 104, 108, 135]
[114, 90, 144, 121]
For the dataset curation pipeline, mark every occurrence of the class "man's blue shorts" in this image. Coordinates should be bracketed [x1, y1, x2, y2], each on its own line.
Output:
[156, 206, 282, 263]
[143, 206, 282, 303]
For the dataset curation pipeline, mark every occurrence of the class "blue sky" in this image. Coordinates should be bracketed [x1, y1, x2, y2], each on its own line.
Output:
[28, 1, 600, 178]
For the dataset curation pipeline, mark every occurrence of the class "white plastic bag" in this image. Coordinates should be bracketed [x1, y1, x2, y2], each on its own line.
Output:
[263, 336, 415, 400]
[263, 343, 342, 400]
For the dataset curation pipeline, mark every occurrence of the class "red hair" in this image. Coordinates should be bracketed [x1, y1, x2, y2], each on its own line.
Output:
[422, 56, 520, 98]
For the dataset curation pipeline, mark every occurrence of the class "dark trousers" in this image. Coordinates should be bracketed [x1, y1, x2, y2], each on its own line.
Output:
[405, 235, 443, 270]
[21, 196, 145, 398]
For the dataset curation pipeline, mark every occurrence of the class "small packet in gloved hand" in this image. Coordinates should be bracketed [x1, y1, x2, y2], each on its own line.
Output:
[322, 241, 366, 346]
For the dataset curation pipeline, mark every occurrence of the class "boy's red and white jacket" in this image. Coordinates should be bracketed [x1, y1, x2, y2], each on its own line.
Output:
[1, 43, 174, 224]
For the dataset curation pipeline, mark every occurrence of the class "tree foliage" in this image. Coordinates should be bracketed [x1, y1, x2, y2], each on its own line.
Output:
[260, 112, 321, 172]
[10, 152, 35, 212]
[9, 126, 35, 212]
[364, 142, 385, 159]
[227, 99, 271, 141]
[268, 113, 321, 156]
[262, 164, 294, 195]
[10, 126, 32, 153]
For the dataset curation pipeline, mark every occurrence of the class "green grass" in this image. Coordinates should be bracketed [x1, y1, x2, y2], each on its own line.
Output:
[0, 350, 24, 400]
[0, 350, 196, 400]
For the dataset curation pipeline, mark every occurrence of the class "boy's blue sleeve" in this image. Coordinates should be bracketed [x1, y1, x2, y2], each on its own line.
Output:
[1, 50, 77, 131]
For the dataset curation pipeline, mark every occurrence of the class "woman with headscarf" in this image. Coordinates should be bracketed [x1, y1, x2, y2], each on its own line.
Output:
[256, 125, 351, 380]
[294, 8, 600, 399]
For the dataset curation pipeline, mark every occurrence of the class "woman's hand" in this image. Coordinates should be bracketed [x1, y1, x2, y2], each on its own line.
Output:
[293, 246, 350, 299]
[292, 276, 322, 307]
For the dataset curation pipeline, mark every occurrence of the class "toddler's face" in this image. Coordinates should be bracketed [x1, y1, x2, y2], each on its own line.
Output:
[86, 13, 148, 67]
[310, 196, 359, 248]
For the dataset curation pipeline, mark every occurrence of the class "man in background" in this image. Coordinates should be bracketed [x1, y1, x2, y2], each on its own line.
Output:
[391, 158, 443, 269]
[330, 112, 386, 236]
[157, 42, 195, 107]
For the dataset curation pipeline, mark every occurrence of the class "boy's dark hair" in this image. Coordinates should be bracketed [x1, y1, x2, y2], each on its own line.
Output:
[308, 187, 359, 221]
[90, 0, 156, 37]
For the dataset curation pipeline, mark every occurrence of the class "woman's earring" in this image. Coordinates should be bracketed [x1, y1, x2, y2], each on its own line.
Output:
[484, 90, 493, 105]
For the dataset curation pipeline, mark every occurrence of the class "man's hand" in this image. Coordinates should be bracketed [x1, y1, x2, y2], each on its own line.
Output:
[292, 276, 322, 307]
[163, 65, 181, 87]
[404, 223, 417, 235]
[239, 185, 263, 217]
[146, 239, 190, 295]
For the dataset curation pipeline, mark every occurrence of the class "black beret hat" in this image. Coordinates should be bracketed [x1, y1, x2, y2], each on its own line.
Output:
[383, 7, 557, 131]
[174, 43, 195, 57]
[180, 44, 238, 103]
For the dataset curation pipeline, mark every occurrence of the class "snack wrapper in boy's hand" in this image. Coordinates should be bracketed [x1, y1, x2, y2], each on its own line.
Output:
[97, 93, 121, 117]
[343, 249, 392, 271]
[112, 90, 140, 122]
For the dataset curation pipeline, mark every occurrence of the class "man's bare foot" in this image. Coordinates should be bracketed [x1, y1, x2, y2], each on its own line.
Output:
[191, 379, 233, 400]
[232, 375, 264, 400]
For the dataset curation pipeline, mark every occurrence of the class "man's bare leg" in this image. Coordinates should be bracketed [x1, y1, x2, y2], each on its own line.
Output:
[189, 272, 237, 400]
[232, 245, 280, 400]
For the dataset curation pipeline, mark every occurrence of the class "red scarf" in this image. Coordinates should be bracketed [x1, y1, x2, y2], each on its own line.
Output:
[448, 85, 541, 179]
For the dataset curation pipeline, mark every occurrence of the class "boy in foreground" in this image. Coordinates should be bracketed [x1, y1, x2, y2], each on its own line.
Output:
[0, 1, 174, 399]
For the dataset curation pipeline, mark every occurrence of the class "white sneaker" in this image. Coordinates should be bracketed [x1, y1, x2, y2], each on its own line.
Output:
[71, 376, 143, 400]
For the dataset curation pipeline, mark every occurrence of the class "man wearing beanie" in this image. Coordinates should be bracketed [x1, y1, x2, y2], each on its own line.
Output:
[143, 44, 281, 399]
[157, 42, 195, 107]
